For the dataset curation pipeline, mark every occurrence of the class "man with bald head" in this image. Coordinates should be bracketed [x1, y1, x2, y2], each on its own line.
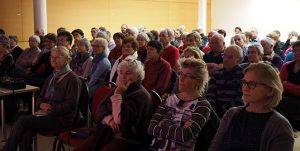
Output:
[206, 45, 244, 117]
[203, 34, 225, 73]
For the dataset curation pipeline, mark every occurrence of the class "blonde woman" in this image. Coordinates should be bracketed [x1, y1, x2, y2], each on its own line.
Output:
[148, 58, 212, 151]
[209, 63, 294, 151]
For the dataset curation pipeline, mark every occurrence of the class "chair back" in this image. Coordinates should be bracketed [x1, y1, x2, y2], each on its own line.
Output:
[148, 90, 162, 114]
[91, 82, 116, 124]
[73, 77, 90, 127]
[168, 69, 178, 93]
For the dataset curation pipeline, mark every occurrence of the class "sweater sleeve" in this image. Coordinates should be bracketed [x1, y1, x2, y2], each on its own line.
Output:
[48, 74, 81, 116]
[209, 108, 237, 151]
[156, 61, 172, 95]
[88, 59, 110, 87]
[280, 62, 300, 96]
[82, 58, 93, 78]
[148, 100, 211, 143]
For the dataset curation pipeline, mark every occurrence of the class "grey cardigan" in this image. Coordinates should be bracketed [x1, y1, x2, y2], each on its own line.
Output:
[209, 106, 294, 151]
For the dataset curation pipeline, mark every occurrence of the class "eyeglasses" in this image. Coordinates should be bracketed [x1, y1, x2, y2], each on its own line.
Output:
[178, 72, 199, 80]
[91, 45, 104, 48]
[242, 80, 266, 89]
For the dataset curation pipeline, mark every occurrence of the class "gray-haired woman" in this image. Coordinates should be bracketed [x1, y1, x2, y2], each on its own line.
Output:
[1, 46, 82, 151]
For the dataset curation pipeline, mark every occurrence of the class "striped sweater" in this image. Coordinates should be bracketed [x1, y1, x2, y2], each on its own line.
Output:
[206, 65, 244, 118]
[148, 94, 211, 151]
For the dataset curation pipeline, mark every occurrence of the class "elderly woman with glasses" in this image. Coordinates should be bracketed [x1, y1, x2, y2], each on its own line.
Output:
[74, 59, 153, 151]
[1, 46, 82, 151]
[209, 63, 294, 151]
[148, 57, 212, 151]
[88, 38, 111, 96]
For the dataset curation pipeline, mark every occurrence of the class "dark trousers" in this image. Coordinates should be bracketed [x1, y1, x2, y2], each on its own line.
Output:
[275, 95, 300, 131]
[1, 115, 63, 151]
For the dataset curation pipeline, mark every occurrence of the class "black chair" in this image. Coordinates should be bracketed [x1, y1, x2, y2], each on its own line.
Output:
[54, 82, 116, 151]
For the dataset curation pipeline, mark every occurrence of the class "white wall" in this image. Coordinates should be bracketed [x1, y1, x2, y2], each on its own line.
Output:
[211, 0, 300, 45]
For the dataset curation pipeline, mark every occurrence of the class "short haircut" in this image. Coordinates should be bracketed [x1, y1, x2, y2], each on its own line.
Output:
[113, 32, 125, 40]
[117, 58, 145, 82]
[58, 31, 73, 45]
[235, 27, 242, 32]
[123, 37, 139, 51]
[30, 35, 41, 44]
[244, 63, 283, 109]
[248, 42, 264, 56]
[217, 29, 227, 37]
[267, 32, 279, 41]
[44, 33, 57, 43]
[0, 28, 5, 35]
[234, 33, 246, 42]
[96, 31, 108, 39]
[99, 26, 106, 32]
[225, 44, 243, 61]
[262, 37, 275, 46]
[0, 34, 10, 49]
[292, 40, 300, 49]
[77, 38, 91, 52]
[71, 29, 84, 37]
[8, 35, 18, 43]
[150, 30, 159, 41]
[244, 31, 253, 40]
[187, 32, 202, 44]
[137, 32, 150, 42]
[147, 40, 163, 54]
[160, 28, 174, 39]
[51, 46, 72, 63]
[93, 37, 109, 55]
[183, 46, 203, 59]
[180, 57, 209, 95]
[57, 27, 66, 34]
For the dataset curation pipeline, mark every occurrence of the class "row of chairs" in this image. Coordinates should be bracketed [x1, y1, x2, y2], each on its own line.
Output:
[33, 78, 163, 151]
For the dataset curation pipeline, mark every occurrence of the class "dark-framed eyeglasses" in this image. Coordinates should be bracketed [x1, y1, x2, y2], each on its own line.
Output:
[178, 72, 200, 80]
[242, 80, 266, 89]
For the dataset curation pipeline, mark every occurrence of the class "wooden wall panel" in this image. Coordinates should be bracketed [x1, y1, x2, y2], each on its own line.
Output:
[0, 0, 200, 49]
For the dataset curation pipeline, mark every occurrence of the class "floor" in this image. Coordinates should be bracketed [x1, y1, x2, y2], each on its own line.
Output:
[1, 124, 300, 151]
[0, 124, 73, 151]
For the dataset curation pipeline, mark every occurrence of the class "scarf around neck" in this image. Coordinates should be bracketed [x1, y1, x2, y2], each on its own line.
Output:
[44, 64, 72, 99]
